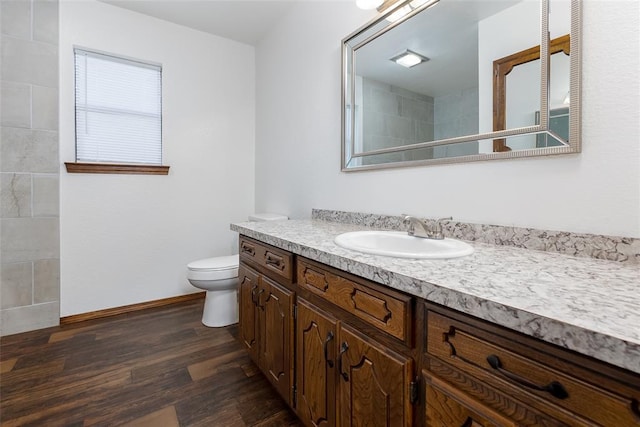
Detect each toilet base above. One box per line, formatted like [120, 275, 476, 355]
[202, 288, 239, 327]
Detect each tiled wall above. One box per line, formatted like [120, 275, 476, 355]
[361, 78, 435, 164]
[432, 87, 479, 158]
[360, 79, 480, 163]
[1, 0, 60, 335]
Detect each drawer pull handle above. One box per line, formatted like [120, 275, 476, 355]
[338, 342, 350, 382]
[324, 331, 335, 368]
[486, 354, 569, 400]
[265, 252, 285, 270]
[241, 242, 255, 256]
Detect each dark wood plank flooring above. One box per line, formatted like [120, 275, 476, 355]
[0, 299, 301, 427]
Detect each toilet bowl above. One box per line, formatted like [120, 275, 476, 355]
[187, 255, 239, 327]
[187, 213, 288, 327]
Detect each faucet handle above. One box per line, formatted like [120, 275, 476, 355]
[430, 217, 453, 239]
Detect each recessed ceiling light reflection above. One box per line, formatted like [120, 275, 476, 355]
[390, 50, 430, 68]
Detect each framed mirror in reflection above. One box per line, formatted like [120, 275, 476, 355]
[341, 0, 581, 171]
[493, 34, 571, 152]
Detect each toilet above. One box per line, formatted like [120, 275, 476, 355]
[187, 213, 288, 327]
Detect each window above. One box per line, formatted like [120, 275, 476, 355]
[67, 48, 167, 175]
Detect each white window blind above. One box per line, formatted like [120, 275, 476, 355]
[74, 48, 162, 165]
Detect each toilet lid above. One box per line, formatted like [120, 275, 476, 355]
[188, 255, 239, 271]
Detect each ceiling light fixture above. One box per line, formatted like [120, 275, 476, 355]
[390, 49, 429, 68]
[385, 0, 439, 22]
[356, 0, 384, 10]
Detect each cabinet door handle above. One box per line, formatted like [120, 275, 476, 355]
[324, 331, 335, 368]
[486, 354, 569, 400]
[265, 252, 285, 271]
[631, 399, 640, 421]
[250, 285, 259, 306]
[338, 342, 349, 381]
[256, 289, 265, 309]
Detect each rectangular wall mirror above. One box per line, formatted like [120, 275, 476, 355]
[342, 0, 581, 171]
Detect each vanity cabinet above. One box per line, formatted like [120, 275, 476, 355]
[337, 323, 414, 426]
[295, 298, 337, 427]
[295, 297, 415, 427]
[237, 235, 640, 427]
[296, 258, 414, 346]
[424, 372, 516, 427]
[238, 237, 295, 405]
[424, 303, 640, 427]
[259, 276, 294, 403]
[294, 257, 417, 427]
[238, 265, 260, 362]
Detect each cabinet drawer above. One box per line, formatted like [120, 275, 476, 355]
[426, 310, 640, 426]
[297, 258, 412, 344]
[424, 372, 517, 427]
[239, 236, 293, 281]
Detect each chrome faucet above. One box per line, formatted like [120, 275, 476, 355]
[402, 215, 452, 240]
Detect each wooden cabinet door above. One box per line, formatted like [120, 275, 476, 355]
[296, 299, 337, 427]
[424, 373, 517, 427]
[337, 324, 413, 427]
[259, 276, 295, 405]
[238, 265, 260, 363]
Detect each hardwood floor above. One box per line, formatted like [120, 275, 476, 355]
[0, 299, 301, 427]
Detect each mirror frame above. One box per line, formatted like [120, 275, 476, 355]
[341, 0, 581, 172]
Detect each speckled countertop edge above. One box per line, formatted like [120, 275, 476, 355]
[231, 219, 640, 374]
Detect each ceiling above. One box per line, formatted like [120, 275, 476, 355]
[98, 0, 305, 45]
[98, 0, 527, 98]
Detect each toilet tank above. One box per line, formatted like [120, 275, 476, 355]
[248, 213, 288, 222]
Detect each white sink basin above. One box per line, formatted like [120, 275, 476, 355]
[334, 230, 474, 259]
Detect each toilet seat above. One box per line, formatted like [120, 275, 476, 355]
[187, 255, 239, 281]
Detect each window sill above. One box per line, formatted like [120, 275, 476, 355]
[65, 162, 170, 175]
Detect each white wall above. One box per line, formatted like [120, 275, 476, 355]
[478, 0, 542, 138]
[255, 0, 640, 238]
[60, 0, 255, 316]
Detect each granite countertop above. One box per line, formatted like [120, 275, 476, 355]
[230, 219, 640, 374]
